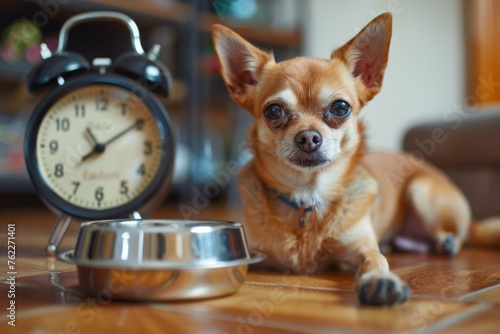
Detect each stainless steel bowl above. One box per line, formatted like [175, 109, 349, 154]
[59, 219, 264, 301]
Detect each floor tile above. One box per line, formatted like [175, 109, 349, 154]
[246, 270, 354, 291]
[0, 256, 76, 280]
[0, 270, 479, 334]
[438, 304, 500, 334]
[0, 303, 307, 334]
[8, 270, 80, 291]
[0, 283, 81, 318]
[465, 285, 500, 303]
[0, 271, 83, 317]
[394, 263, 500, 299]
[158, 283, 477, 333]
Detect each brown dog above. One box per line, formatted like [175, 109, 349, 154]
[211, 13, 500, 306]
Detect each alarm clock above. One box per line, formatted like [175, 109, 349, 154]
[24, 12, 175, 255]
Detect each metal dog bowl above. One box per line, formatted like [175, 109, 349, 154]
[59, 219, 264, 301]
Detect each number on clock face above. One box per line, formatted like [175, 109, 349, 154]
[36, 85, 163, 210]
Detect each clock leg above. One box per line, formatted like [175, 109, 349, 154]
[46, 214, 72, 256]
[130, 211, 142, 219]
[131, 211, 142, 219]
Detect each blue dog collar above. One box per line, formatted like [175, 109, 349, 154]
[277, 194, 317, 228]
[278, 194, 314, 212]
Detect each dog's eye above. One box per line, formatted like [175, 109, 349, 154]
[328, 100, 351, 118]
[264, 104, 285, 121]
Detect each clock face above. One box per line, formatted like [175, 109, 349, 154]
[35, 84, 163, 211]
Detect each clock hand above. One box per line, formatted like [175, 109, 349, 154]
[85, 127, 99, 145]
[81, 120, 143, 162]
[81, 144, 105, 161]
[81, 151, 93, 161]
[81, 127, 105, 161]
[101, 118, 144, 146]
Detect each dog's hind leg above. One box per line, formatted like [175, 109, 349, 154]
[406, 174, 471, 256]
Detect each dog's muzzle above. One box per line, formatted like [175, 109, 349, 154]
[290, 130, 328, 167]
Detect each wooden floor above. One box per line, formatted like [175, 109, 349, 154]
[1, 204, 500, 333]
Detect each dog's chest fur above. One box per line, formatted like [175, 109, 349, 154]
[272, 164, 348, 216]
[239, 157, 379, 272]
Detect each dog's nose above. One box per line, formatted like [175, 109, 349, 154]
[295, 130, 322, 153]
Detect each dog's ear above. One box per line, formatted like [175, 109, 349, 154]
[211, 24, 274, 110]
[332, 13, 392, 104]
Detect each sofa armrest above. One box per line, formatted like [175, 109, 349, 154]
[402, 108, 500, 219]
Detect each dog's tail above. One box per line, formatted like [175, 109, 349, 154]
[467, 217, 500, 247]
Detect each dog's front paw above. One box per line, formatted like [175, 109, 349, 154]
[356, 271, 409, 306]
[435, 233, 460, 256]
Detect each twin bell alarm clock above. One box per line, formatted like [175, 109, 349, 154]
[24, 12, 175, 255]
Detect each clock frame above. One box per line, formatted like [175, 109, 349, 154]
[25, 74, 174, 220]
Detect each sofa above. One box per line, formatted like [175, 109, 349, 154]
[403, 107, 500, 219]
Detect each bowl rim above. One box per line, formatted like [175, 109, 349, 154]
[58, 250, 266, 270]
[79, 219, 244, 233]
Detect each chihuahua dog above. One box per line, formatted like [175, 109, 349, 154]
[211, 13, 500, 306]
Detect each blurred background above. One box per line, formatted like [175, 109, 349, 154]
[0, 0, 498, 215]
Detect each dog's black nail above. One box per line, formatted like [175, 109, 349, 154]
[385, 279, 399, 303]
[401, 284, 410, 303]
[437, 234, 458, 257]
[358, 283, 371, 305]
[373, 280, 389, 306]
